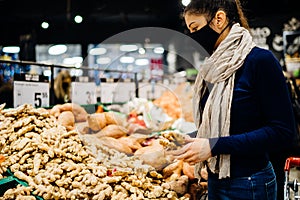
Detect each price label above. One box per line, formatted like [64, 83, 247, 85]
[100, 82, 118, 104]
[14, 81, 49, 108]
[71, 82, 97, 105]
[138, 82, 168, 100]
[100, 82, 135, 103]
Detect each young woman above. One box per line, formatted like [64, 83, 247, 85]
[168, 0, 297, 199]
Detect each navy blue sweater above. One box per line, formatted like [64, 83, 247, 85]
[204, 47, 297, 178]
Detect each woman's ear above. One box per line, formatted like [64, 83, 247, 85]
[214, 10, 227, 32]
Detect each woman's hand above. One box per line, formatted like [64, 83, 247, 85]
[166, 138, 212, 165]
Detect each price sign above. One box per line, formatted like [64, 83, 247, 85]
[71, 82, 97, 105]
[100, 82, 118, 104]
[113, 82, 135, 103]
[100, 82, 135, 103]
[13, 74, 49, 108]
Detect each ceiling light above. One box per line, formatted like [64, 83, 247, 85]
[48, 44, 67, 55]
[96, 57, 111, 65]
[72, 56, 83, 63]
[43, 70, 51, 77]
[41, 22, 49, 29]
[2, 46, 20, 54]
[74, 63, 81, 68]
[119, 44, 138, 52]
[135, 58, 149, 66]
[138, 48, 146, 54]
[182, 0, 191, 6]
[63, 57, 83, 65]
[89, 47, 107, 55]
[153, 47, 164, 54]
[70, 69, 83, 76]
[74, 15, 83, 23]
[120, 56, 135, 64]
[63, 58, 74, 65]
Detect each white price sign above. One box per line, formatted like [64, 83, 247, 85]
[100, 82, 135, 103]
[14, 81, 49, 108]
[71, 82, 97, 105]
[100, 82, 118, 104]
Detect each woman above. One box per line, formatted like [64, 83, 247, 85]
[54, 70, 72, 104]
[168, 0, 297, 199]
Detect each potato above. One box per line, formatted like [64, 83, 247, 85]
[118, 136, 142, 151]
[57, 111, 75, 131]
[104, 112, 126, 126]
[87, 113, 107, 132]
[97, 136, 133, 155]
[95, 124, 128, 139]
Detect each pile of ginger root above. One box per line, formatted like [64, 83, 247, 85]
[0, 104, 190, 200]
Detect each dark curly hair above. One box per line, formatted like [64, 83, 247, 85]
[183, 0, 249, 30]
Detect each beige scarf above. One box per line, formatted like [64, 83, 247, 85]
[193, 23, 256, 179]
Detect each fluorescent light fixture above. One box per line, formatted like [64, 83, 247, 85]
[48, 44, 67, 55]
[70, 69, 83, 76]
[119, 44, 138, 52]
[41, 22, 49, 29]
[96, 57, 111, 65]
[2, 46, 20, 54]
[63, 57, 83, 65]
[74, 63, 81, 68]
[153, 47, 164, 54]
[89, 47, 107, 55]
[74, 15, 83, 23]
[138, 48, 146, 54]
[72, 56, 83, 63]
[135, 58, 149, 66]
[43, 70, 51, 77]
[120, 56, 135, 64]
[182, 0, 191, 6]
[63, 58, 74, 65]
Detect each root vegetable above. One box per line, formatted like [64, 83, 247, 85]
[57, 111, 75, 131]
[95, 124, 128, 139]
[97, 136, 133, 155]
[163, 160, 183, 179]
[87, 113, 106, 131]
[118, 136, 142, 151]
[104, 112, 126, 126]
[14, 171, 36, 187]
[0, 154, 5, 164]
[162, 175, 189, 196]
[33, 153, 42, 175]
[182, 162, 195, 180]
[134, 140, 171, 170]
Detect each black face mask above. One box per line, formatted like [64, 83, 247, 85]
[189, 22, 220, 55]
[62, 82, 69, 90]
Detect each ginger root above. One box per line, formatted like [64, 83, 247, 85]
[57, 111, 75, 131]
[95, 124, 128, 139]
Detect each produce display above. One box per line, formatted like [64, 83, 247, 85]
[0, 82, 206, 199]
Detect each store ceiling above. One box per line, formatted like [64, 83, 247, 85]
[0, 0, 299, 45]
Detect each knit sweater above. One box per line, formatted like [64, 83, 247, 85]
[203, 47, 297, 178]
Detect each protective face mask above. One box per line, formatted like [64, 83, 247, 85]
[189, 22, 220, 55]
[62, 82, 69, 90]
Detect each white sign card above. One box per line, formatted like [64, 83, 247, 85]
[14, 81, 49, 108]
[100, 82, 135, 103]
[71, 82, 97, 105]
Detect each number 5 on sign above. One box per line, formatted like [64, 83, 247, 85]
[14, 81, 50, 108]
